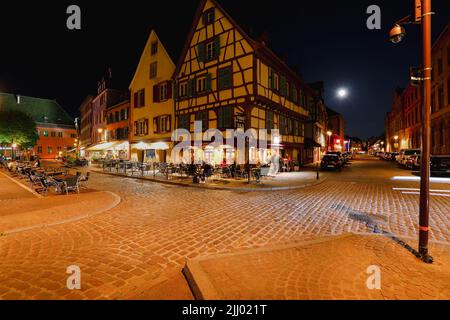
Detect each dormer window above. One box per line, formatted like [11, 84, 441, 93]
[151, 41, 158, 55]
[203, 8, 215, 25]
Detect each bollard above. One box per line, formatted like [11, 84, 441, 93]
[316, 163, 320, 180]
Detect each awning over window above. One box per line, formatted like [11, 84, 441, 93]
[131, 141, 170, 150]
[304, 138, 322, 149]
[86, 141, 129, 151]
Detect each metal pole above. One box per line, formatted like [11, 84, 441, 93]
[316, 163, 320, 180]
[418, 0, 433, 263]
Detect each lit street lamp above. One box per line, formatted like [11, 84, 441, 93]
[98, 128, 104, 142]
[327, 131, 332, 151]
[389, 0, 433, 263]
[11, 143, 17, 160]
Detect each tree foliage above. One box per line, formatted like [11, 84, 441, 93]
[0, 110, 39, 149]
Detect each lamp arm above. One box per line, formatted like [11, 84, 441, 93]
[395, 15, 413, 26]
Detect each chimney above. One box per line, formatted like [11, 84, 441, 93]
[257, 31, 270, 46]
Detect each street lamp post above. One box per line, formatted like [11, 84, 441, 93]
[389, 0, 433, 263]
[98, 128, 104, 142]
[418, 0, 433, 263]
[327, 131, 332, 152]
[11, 142, 17, 161]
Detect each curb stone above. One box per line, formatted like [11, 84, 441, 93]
[93, 170, 328, 192]
[1, 191, 121, 235]
[182, 233, 354, 300]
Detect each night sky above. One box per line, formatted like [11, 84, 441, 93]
[0, 0, 449, 139]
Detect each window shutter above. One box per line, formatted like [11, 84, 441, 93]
[166, 81, 173, 99]
[206, 73, 212, 91]
[140, 90, 145, 106]
[134, 92, 138, 108]
[134, 121, 138, 135]
[167, 115, 171, 132]
[280, 76, 286, 96]
[269, 69, 274, 89]
[224, 107, 232, 128]
[202, 12, 207, 25]
[173, 81, 178, 100]
[188, 78, 196, 97]
[214, 36, 221, 58]
[144, 119, 149, 135]
[198, 43, 205, 62]
[153, 85, 160, 102]
[153, 117, 159, 133]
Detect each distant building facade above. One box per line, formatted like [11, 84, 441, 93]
[385, 88, 405, 152]
[304, 82, 328, 163]
[430, 23, 450, 155]
[0, 93, 77, 159]
[326, 107, 345, 152]
[385, 22, 450, 155]
[104, 99, 131, 159]
[79, 95, 93, 149]
[79, 71, 129, 160]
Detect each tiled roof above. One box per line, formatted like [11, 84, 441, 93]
[0, 92, 74, 126]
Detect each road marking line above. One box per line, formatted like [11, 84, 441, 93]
[401, 191, 450, 197]
[393, 187, 450, 193]
[391, 176, 450, 183]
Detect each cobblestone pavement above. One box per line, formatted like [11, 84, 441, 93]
[0, 173, 36, 201]
[191, 234, 450, 300]
[0, 156, 449, 299]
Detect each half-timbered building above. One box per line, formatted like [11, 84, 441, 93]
[174, 0, 314, 166]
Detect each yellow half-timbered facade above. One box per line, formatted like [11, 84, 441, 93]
[174, 0, 313, 165]
[129, 30, 175, 163]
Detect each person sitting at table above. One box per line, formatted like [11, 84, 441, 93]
[7, 160, 17, 172]
[188, 163, 197, 176]
[33, 156, 41, 168]
[229, 161, 236, 178]
[253, 161, 262, 182]
[201, 162, 213, 182]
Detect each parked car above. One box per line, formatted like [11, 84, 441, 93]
[414, 155, 450, 175]
[398, 149, 420, 167]
[406, 154, 420, 169]
[321, 154, 343, 171]
[431, 155, 450, 174]
[389, 152, 399, 161]
[383, 152, 391, 160]
[396, 150, 404, 163]
[343, 152, 354, 161]
[327, 151, 345, 163]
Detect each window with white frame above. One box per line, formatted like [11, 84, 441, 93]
[159, 83, 168, 101]
[206, 40, 217, 61]
[179, 81, 188, 98]
[273, 73, 280, 91]
[197, 76, 207, 93]
[150, 62, 157, 79]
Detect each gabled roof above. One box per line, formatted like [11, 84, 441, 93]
[175, 0, 312, 91]
[129, 29, 176, 89]
[432, 22, 450, 51]
[0, 92, 74, 126]
[326, 107, 341, 117]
